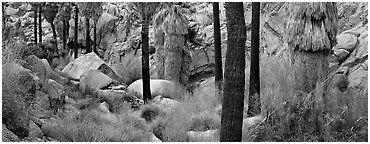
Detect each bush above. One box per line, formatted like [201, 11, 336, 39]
[42, 109, 151, 142]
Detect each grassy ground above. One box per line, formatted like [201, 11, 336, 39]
[2, 39, 367, 142]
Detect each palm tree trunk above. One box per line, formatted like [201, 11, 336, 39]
[74, 6, 78, 59]
[247, 2, 261, 117]
[50, 22, 58, 53]
[38, 5, 42, 44]
[220, 2, 246, 142]
[63, 20, 66, 50]
[86, 17, 91, 53]
[155, 29, 165, 79]
[34, 9, 37, 45]
[93, 22, 98, 55]
[213, 2, 223, 102]
[141, 6, 151, 103]
[164, 35, 184, 84]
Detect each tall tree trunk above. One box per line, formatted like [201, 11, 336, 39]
[247, 2, 261, 117]
[141, 4, 151, 103]
[38, 5, 42, 44]
[62, 20, 66, 50]
[86, 17, 91, 53]
[155, 29, 165, 79]
[213, 2, 223, 102]
[220, 2, 246, 142]
[93, 22, 98, 55]
[34, 9, 37, 45]
[164, 35, 184, 84]
[50, 22, 58, 53]
[74, 6, 78, 59]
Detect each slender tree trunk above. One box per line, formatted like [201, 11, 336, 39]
[86, 17, 91, 53]
[141, 10, 152, 103]
[34, 9, 37, 45]
[62, 20, 66, 50]
[248, 2, 261, 117]
[213, 2, 223, 102]
[50, 22, 58, 53]
[38, 6, 42, 44]
[220, 2, 246, 142]
[93, 22, 98, 55]
[74, 7, 78, 59]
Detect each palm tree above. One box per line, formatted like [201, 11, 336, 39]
[90, 3, 103, 55]
[73, 3, 79, 59]
[44, 2, 59, 50]
[220, 2, 246, 142]
[287, 2, 338, 93]
[153, 2, 190, 85]
[59, 2, 72, 53]
[213, 2, 223, 102]
[247, 2, 261, 117]
[38, 3, 43, 44]
[132, 2, 160, 103]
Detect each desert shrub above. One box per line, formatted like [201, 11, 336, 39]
[157, 87, 220, 142]
[244, 54, 368, 142]
[43, 109, 151, 142]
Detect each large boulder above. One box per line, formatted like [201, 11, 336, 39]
[26, 55, 67, 85]
[29, 120, 43, 138]
[2, 124, 20, 142]
[152, 95, 179, 112]
[127, 79, 183, 100]
[62, 52, 122, 82]
[96, 13, 117, 50]
[79, 69, 114, 94]
[187, 129, 219, 142]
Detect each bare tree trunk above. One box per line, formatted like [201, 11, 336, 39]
[34, 9, 37, 45]
[248, 2, 261, 117]
[141, 6, 151, 103]
[74, 6, 78, 59]
[86, 17, 91, 53]
[93, 22, 98, 55]
[50, 22, 58, 54]
[220, 2, 246, 142]
[213, 2, 223, 102]
[63, 20, 66, 50]
[38, 5, 42, 44]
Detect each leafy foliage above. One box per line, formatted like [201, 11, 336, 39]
[287, 2, 338, 51]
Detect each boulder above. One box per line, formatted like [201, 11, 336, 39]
[46, 79, 66, 113]
[187, 129, 219, 142]
[79, 69, 114, 94]
[152, 95, 179, 112]
[2, 124, 20, 142]
[96, 13, 117, 49]
[62, 52, 105, 79]
[99, 102, 110, 113]
[29, 120, 43, 138]
[150, 133, 162, 142]
[62, 52, 122, 82]
[242, 115, 265, 128]
[128, 79, 182, 100]
[333, 48, 350, 63]
[335, 33, 358, 52]
[347, 62, 367, 92]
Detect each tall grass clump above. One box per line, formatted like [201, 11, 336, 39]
[244, 53, 367, 142]
[159, 85, 221, 142]
[42, 109, 151, 142]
